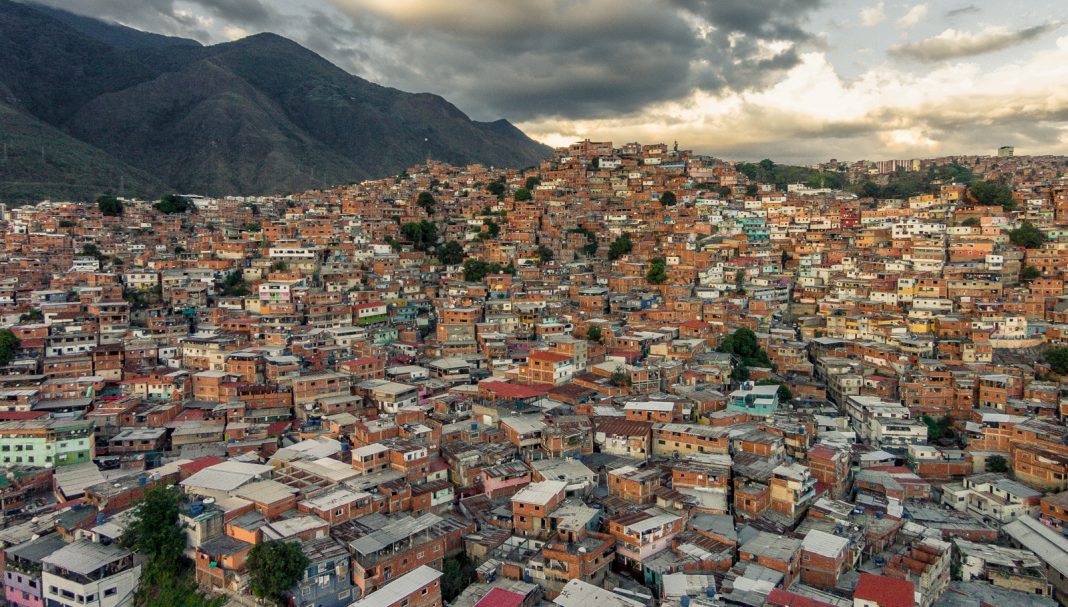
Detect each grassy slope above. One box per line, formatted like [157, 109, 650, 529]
[0, 102, 167, 204]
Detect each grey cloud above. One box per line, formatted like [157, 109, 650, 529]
[728, 93, 1068, 161]
[890, 22, 1062, 62]
[675, 0, 823, 39]
[945, 5, 980, 18]
[31, 0, 218, 42]
[197, 0, 272, 25]
[320, 0, 825, 121]
[28, 0, 826, 124]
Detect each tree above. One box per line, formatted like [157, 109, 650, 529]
[416, 191, 435, 214]
[646, 257, 668, 284]
[463, 259, 513, 282]
[717, 328, 772, 369]
[242, 222, 262, 232]
[441, 554, 477, 602]
[586, 326, 603, 343]
[122, 485, 221, 607]
[1021, 265, 1042, 283]
[19, 309, 42, 323]
[156, 194, 192, 214]
[524, 176, 542, 190]
[778, 383, 793, 401]
[758, 379, 793, 402]
[1009, 221, 1045, 248]
[536, 245, 554, 262]
[80, 243, 103, 259]
[246, 541, 309, 606]
[608, 234, 633, 260]
[731, 364, 750, 383]
[514, 188, 532, 201]
[438, 241, 465, 265]
[219, 270, 249, 297]
[960, 217, 980, 227]
[734, 270, 745, 294]
[921, 414, 954, 441]
[1045, 348, 1068, 375]
[860, 181, 882, 199]
[806, 171, 842, 189]
[0, 330, 19, 366]
[985, 454, 1009, 473]
[718, 186, 732, 198]
[970, 180, 1014, 207]
[97, 194, 123, 216]
[659, 191, 677, 206]
[609, 369, 631, 388]
[486, 180, 506, 200]
[400, 221, 438, 251]
[123, 485, 186, 575]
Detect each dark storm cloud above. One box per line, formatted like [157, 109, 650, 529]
[33, 0, 827, 122]
[197, 0, 271, 24]
[30, 0, 273, 41]
[676, 0, 823, 40]
[890, 21, 1062, 62]
[309, 0, 827, 121]
[945, 5, 980, 18]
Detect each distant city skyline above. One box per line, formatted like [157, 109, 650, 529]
[42, 0, 1068, 162]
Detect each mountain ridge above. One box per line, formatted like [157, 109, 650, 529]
[0, 1, 551, 201]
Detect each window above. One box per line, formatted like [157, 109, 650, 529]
[104, 588, 117, 597]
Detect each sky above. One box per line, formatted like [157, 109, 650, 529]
[40, 0, 1068, 163]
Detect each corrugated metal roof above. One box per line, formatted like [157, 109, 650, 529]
[350, 513, 443, 556]
[351, 565, 441, 607]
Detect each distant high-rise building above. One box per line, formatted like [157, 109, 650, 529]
[998, 145, 1014, 157]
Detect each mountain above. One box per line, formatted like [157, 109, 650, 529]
[0, 2, 552, 200]
[0, 101, 168, 204]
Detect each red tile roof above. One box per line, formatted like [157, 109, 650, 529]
[480, 381, 552, 399]
[0, 411, 46, 421]
[267, 420, 292, 435]
[854, 573, 913, 607]
[528, 350, 570, 363]
[767, 589, 836, 607]
[179, 456, 225, 476]
[475, 588, 526, 607]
